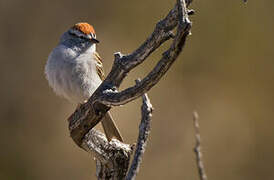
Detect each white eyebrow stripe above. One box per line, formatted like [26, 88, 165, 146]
[69, 29, 92, 39]
[91, 33, 96, 39]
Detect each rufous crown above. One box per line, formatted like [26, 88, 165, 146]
[72, 22, 96, 35]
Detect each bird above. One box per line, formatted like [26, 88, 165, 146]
[45, 22, 123, 142]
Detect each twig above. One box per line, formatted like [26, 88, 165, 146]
[126, 91, 153, 180]
[193, 111, 208, 180]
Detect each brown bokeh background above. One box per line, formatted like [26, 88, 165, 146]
[1, 0, 274, 179]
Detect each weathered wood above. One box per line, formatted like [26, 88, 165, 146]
[68, 0, 193, 179]
[126, 93, 153, 180]
[82, 130, 132, 180]
[69, 0, 192, 148]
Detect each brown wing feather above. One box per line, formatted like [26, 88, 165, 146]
[93, 52, 123, 142]
[93, 52, 123, 141]
[93, 52, 105, 80]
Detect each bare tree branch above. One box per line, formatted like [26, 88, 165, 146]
[98, 1, 191, 106]
[193, 111, 208, 180]
[126, 92, 153, 180]
[67, 0, 194, 179]
[80, 89, 153, 180]
[68, 0, 192, 147]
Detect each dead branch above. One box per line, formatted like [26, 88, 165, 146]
[67, 0, 193, 179]
[126, 91, 153, 180]
[69, 0, 192, 147]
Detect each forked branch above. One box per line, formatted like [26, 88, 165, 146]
[69, 0, 192, 147]
[68, 0, 194, 179]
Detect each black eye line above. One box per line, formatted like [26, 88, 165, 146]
[69, 31, 77, 37]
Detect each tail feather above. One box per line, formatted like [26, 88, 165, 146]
[101, 112, 123, 142]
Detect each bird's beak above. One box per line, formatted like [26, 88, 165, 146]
[87, 33, 99, 43]
[91, 38, 100, 43]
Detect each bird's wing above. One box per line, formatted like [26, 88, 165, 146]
[93, 51, 105, 80]
[93, 51, 124, 142]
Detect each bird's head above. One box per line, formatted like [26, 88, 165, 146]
[60, 22, 99, 46]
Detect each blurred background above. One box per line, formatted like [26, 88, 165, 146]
[1, 0, 274, 179]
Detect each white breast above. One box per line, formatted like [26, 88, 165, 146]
[45, 44, 102, 103]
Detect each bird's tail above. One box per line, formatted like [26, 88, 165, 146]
[101, 112, 123, 142]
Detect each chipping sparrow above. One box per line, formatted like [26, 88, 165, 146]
[45, 22, 123, 142]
